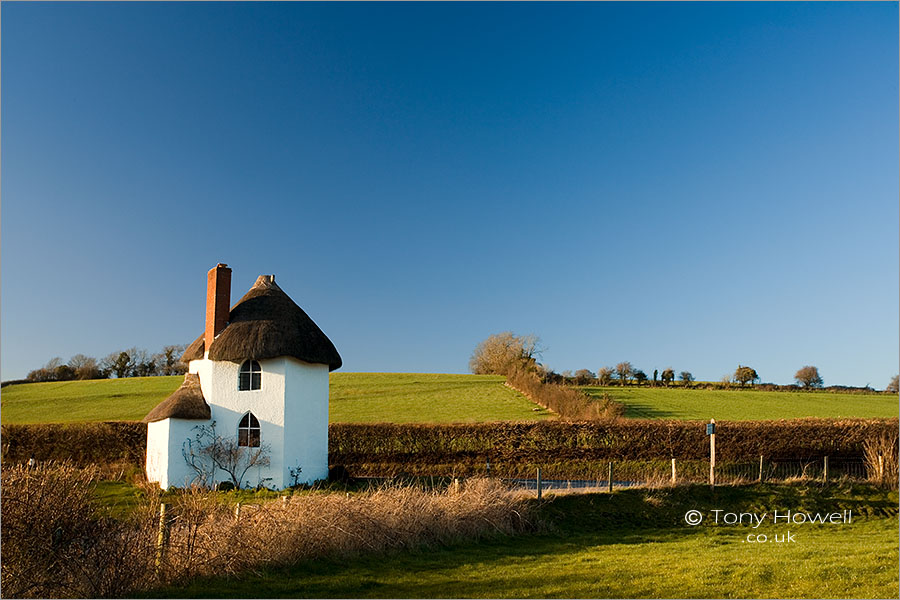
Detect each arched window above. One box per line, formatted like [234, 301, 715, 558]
[238, 412, 260, 447]
[239, 360, 261, 391]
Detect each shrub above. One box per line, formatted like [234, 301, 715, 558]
[0, 462, 157, 598]
[506, 368, 624, 421]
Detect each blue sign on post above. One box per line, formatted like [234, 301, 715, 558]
[706, 423, 715, 435]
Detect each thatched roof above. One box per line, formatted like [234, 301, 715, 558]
[143, 374, 211, 423]
[182, 275, 342, 371]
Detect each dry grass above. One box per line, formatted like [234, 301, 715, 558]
[160, 478, 535, 584]
[0, 463, 535, 598]
[0, 462, 158, 598]
[863, 432, 899, 488]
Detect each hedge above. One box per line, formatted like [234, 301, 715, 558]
[3, 419, 895, 474]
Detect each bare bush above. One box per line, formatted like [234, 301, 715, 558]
[2, 463, 535, 597]
[863, 433, 899, 488]
[0, 462, 157, 598]
[469, 332, 541, 376]
[506, 368, 624, 421]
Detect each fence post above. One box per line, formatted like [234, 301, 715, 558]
[758, 455, 764, 483]
[671, 458, 676, 485]
[234, 502, 242, 520]
[607, 461, 613, 493]
[155, 503, 170, 571]
[536, 468, 542, 500]
[823, 456, 829, 483]
[878, 454, 884, 484]
[709, 419, 716, 488]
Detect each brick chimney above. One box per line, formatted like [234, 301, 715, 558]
[205, 263, 232, 353]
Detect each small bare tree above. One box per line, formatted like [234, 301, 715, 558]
[597, 367, 615, 386]
[660, 368, 675, 387]
[886, 375, 898, 394]
[615, 362, 634, 386]
[182, 422, 272, 489]
[679, 371, 694, 387]
[573, 369, 595, 386]
[469, 332, 541, 375]
[794, 366, 823, 389]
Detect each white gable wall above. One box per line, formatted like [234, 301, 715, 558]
[283, 357, 330, 485]
[147, 418, 206, 489]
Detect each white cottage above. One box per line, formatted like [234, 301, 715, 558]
[144, 263, 342, 489]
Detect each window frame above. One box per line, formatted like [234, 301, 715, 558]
[238, 359, 262, 391]
[237, 411, 261, 448]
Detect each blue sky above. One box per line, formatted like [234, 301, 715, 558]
[2, 2, 897, 387]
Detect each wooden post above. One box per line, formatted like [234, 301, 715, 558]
[607, 462, 613, 493]
[234, 502, 242, 519]
[709, 419, 716, 488]
[823, 456, 829, 483]
[878, 454, 885, 484]
[671, 458, 676, 485]
[155, 503, 170, 570]
[536, 468, 542, 500]
[758, 455, 764, 483]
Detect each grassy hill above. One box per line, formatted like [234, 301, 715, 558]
[581, 385, 898, 420]
[0, 373, 552, 425]
[2, 375, 896, 425]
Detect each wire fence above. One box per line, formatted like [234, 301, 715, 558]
[356, 455, 894, 494]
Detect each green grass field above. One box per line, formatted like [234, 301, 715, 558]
[143, 483, 899, 599]
[3, 376, 896, 425]
[581, 385, 899, 420]
[0, 373, 551, 425]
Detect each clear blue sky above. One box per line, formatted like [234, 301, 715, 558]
[2, 2, 897, 387]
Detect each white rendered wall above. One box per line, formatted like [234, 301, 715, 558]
[146, 420, 168, 486]
[282, 357, 330, 485]
[147, 418, 204, 489]
[188, 356, 330, 488]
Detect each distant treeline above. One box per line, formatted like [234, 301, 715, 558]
[21, 345, 188, 383]
[470, 332, 898, 393]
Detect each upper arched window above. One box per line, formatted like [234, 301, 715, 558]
[238, 412, 261, 447]
[239, 360, 261, 391]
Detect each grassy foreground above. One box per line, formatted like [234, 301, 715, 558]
[0, 373, 551, 425]
[582, 385, 899, 420]
[143, 483, 899, 599]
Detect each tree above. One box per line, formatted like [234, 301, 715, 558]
[469, 332, 541, 376]
[679, 371, 694, 387]
[182, 422, 272, 489]
[633, 370, 647, 386]
[794, 366, 823, 389]
[104, 351, 135, 379]
[660, 368, 675, 387]
[887, 375, 899, 394]
[26, 357, 65, 382]
[155, 344, 188, 376]
[68, 354, 105, 380]
[574, 369, 595, 386]
[734, 365, 759, 387]
[652, 369, 658, 386]
[615, 362, 634, 386]
[597, 367, 615, 386]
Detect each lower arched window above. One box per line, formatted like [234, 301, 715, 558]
[238, 412, 261, 447]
